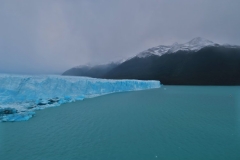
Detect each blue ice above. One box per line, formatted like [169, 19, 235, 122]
[0, 74, 160, 122]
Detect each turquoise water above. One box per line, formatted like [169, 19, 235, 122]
[1, 86, 240, 160]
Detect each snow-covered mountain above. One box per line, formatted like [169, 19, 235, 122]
[63, 37, 240, 85]
[66, 37, 229, 71]
[137, 37, 221, 58]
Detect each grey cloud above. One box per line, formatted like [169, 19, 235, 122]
[0, 0, 240, 74]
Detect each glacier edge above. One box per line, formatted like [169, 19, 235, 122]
[0, 74, 160, 122]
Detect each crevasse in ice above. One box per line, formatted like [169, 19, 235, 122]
[0, 74, 160, 122]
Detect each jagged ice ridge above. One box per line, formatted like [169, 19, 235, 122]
[0, 74, 160, 122]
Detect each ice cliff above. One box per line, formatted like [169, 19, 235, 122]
[0, 74, 160, 122]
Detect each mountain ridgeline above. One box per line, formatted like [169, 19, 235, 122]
[63, 63, 119, 78]
[63, 38, 240, 85]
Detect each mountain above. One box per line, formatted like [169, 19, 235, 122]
[136, 37, 219, 58]
[62, 62, 120, 78]
[63, 37, 240, 85]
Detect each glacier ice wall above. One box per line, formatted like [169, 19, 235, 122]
[0, 74, 160, 122]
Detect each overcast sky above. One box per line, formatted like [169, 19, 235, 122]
[1, 0, 240, 74]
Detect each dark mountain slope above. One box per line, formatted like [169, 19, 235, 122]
[103, 46, 240, 85]
[62, 63, 118, 78]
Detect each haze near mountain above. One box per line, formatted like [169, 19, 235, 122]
[1, 0, 240, 74]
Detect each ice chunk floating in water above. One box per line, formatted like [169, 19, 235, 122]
[0, 74, 160, 122]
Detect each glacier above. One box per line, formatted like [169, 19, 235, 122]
[0, 74, 160, 122]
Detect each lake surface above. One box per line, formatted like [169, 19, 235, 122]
[1, 86, 240, 160]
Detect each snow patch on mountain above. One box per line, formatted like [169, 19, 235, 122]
[137, 45, 171, 58]
[137, 37, 221, 58]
